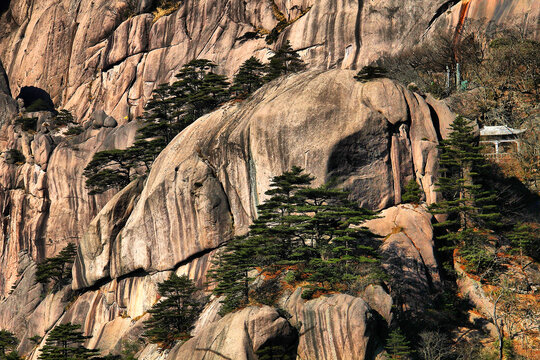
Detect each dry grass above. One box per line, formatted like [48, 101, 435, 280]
[152, 3, 181, 23]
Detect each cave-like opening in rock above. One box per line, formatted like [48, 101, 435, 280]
[17, 86, 55, 112]
[0, 1, 10, 14]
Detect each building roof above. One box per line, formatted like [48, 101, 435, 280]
[480, 126, 526, 136]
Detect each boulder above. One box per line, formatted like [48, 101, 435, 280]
[72, 178, 144, 290]
[30, 134, 53, 169]
[92, 110, 107, 128]
[283, 288, 384, 360]
[167, 306, 297, 360]
[105, 70, 444, 281]
[365, 204, 441, 315]
[103, 116, 118, 128]
[361, 284, 393, 325]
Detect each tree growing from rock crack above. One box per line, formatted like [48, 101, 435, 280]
[35, 243, 77, 293]
[38, 323, 98, 360]
[264, 41, 306, 82]
[143, 274, 206, 348]
[209, 167, 382, 313]
[230, 57, 266, 99]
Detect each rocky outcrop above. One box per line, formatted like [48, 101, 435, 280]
[365, 204, 441, 314]
[73, 179, 144, 290]
[167, 306, 297, 360]
[1, 0, 535, 126]
[0, 93, 138, 296]
[282, 288, 384, 360]
[71, 70, 444, 285]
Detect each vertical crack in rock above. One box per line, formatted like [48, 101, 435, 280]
[352, 0, 364, 68]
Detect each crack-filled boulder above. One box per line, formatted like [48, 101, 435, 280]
[365, 204, 441, 315]
[167, 306, 298, 360]
[282, 288, 384, 360]
[73, 70, 448, 287]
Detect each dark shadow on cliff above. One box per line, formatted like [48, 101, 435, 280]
[17, 86, 55, 112]
[0, 1, 9, 14]
[326, 128, 391, 208]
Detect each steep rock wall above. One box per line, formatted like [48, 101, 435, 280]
[0, 61, 139, 296]
[73, 70, 447, 288]
[1, 0, 536, 126]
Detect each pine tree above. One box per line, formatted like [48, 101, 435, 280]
[83, 149, 135, 195]
[210, 167, 383, 310]
[0, 330, 18, 360]
[38, 323, 98, 360]
[264, 41, 306, 82]
[354, 65, 388, 82]
[429, 116, 501, 245]
[230, 57, 266, 99]
[143, 274, 205, 347]
[401, 179, 423, 204]
[84, 59, 230, 194]
[169, 59, 230, 122]
[385, 328, 412, 360]
[508, 223, 539, 261]
[296, 185, 380, 293]
[36, 243, 77, 292]
[208, 235, 259, 315]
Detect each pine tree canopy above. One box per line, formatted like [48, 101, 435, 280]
[385, 328, 412, 359]
[84, 59, 231, 195]
[354, 65, 388, 82]
[83, 150, 134, 195]
[429, 116, 501, 238]
[38, 323, 98, 360]
[36, 243, 77, 293]
[230, 57, 266, 99]
[143, 274, 205, 348]
[264, 41, 306, 82]
[401, 179, 423, 204]
[0, 330, 18, 358]
[210, 167, 383, 313]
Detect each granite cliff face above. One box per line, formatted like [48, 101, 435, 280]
[0, 0, 538, 358]
[77, 70, 446, 285]
[1, 69, 447, 358]
[0, 0, 536, 125]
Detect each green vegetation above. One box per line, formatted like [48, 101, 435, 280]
[38, 323, 98, 360]
[36, 243, 77, 293]
[28, 335, 42, 345]
[209, 167, 382, 314]
[0, 330, 18, 360]
[230, 57, 266, 99]
[65, 126, 84, 136]
[84, 52, 305, 195]
[385, 328, 413, 359]
[429, 116, 500, 249]
[401, 179, 422, 204]
[83, 150, 134, 195]
[143, 274, 205, 348]
[15, 117, 37, 132]
[53, 110, 74, 127]
[264, 41, 306, 82]
[507, 222, 539, 261]
[25, 98, 54, 112]
[84, 59, 229, 195]
[428, 116, 501, 278]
